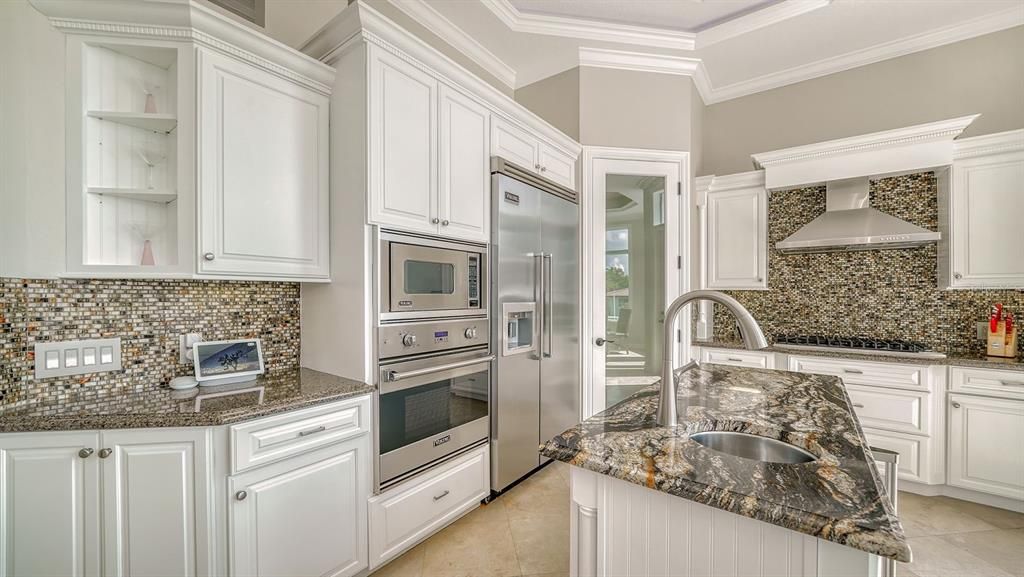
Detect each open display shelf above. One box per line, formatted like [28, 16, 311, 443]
[79, 41, 181, 269]
[86, 187, 177, 203]
[86, 110, 177, 133]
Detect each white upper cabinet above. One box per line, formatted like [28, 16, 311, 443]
[438, 85, 490, 242]
[0, 432, 101, 577]
[367, 47, 493, 243]
[941, 129, 1024, 288]
[491, 117, 576, 190]
[368, 47, 439, 236]
[197, 47, 330, 279]
[36, 1, 335, 280]
[704, 171, 768, 290]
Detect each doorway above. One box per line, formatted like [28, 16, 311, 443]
[582, 148, 690, 418]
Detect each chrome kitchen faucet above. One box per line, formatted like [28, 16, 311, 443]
[659, 290, 768, 427]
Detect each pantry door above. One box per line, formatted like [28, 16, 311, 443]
[582, 148, 691, 418]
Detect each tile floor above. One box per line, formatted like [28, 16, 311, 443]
[372, 461, 1024, 577]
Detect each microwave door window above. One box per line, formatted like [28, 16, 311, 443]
[404, 260, 455, 295]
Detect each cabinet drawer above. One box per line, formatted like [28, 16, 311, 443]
[788, 356, 927, 391]
[231, 395, 371, 474]
[862, 428, 929, 483]
[846, 385, 930, 436]
[950, 366, 1024, 400]
[369, 445, 489, 568]
[700, 348, 774, 369]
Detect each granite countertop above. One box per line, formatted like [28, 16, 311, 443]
[540, 364, 912, 562]
[0, 368, 374, 433]
[695, 339, 1024, 372]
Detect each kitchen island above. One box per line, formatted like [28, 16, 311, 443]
[541, 364, 910, 577]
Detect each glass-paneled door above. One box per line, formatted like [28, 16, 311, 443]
[584, 152, 689, 416]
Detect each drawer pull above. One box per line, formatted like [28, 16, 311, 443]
[1000, 381, 1020, 386]
[852, 403, 865, 408]
[433, 489, 450, 501]
[843, 368, 863, 374]
[727, 357, 744, 362]
[298, 425, 327, 437]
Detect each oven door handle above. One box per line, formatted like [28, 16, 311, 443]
[385, 355, 496, 382]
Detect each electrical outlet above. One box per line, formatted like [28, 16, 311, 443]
[34, 338, 121, 379]
[978, 321, 990, 341]
[180, 333, 203, 364]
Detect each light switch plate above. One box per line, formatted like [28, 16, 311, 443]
[34, 338, 122, 379]
[180, 333, 203, 364]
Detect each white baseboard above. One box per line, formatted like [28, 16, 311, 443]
[900, 481, 1024, 513]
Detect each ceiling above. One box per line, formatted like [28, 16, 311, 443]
[386, 0, 1024, 103]
[506, 0, 778, 32]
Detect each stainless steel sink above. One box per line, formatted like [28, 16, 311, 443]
[689, 431, 817, 464]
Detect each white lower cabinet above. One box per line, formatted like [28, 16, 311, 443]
[368, 445, 489, 570]
[698, 347, 776, 369]
[0, 428, 212, 577]
[0, 432, 100, 577]
[228, 436, 370, 577]
[947, 393, 1024, 500]
[101, 429, 213, 577]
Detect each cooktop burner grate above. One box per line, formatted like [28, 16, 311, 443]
[774, 334, 931, 353]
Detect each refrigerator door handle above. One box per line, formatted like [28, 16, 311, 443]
[543, 254, 552, 358]
[534, 253, 545, 359]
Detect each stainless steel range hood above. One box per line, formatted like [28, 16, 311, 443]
[775, 177, 940, 254]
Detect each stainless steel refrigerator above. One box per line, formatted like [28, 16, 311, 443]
[490, 158, 580, 493]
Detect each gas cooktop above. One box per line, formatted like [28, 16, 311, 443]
[773, 334, 947, 359]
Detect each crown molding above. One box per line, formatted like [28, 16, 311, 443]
[705, 5, 1024, 104]
[706, 170, 765, 193]
[481, 0, 695, 51]
[30, 0, 334, 94]
[752, 115, 979, 189]
[302, 1, 581, 156]
[953, 129, 1024, 160]
[577, 47, 712, 103]
[387, 0, 516, 89]
[695, 0, 832, 49]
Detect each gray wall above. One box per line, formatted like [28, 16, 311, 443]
[702, 26, 1024, 175]
[579, 67, 695, 150]
[514, 67, 581, 141]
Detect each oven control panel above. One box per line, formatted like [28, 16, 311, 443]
[378, 318, 489, 360]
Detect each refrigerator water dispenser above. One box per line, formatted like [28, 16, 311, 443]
[502, 302, 536, 356]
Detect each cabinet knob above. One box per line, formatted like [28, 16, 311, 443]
[534, 163, 541, 170]
[98, 448, 113, 459]
[78, 448, 94, 458]
[757, 277, 763, 282]
[203, 252, 215, 261]
[953, 272, 962, 280]
[441, 220, 449, 226]
[236, 490, 248, 501]
[952, 401, 961, 409]
[431, 217, 440, 224]
[540, 166, 547, 172]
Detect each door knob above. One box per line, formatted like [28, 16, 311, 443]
[431, 217, 440, 224]
[441, 220, 450, 226]
[203, 252, 215, 261]
[78, 448, 94, 458]
[952, 402, 961, 408]
[98, 448, 113, 459]
[595, 338, 615, 346]
[236, 490, 248, 501]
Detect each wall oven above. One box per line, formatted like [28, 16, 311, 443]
[379, 231, 486, 322]
[376, 318, 492, 490]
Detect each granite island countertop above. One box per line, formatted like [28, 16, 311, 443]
[0, 368, 374, 433]
[540, 364, 912, 562]
[695, 339, 1024, 371]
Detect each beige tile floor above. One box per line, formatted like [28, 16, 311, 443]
[372, 461, 1024, 577]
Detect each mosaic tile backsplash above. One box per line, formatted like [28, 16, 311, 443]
[0, 278, 300, 412]
[708, 172, 1024, 358]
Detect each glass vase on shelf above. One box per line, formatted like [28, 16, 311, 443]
[139, 79, 160, 114]
[130, 222, 159, 266]
[136, 146, 166, 190]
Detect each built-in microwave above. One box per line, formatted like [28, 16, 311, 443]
[379, 231, 486, 321]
